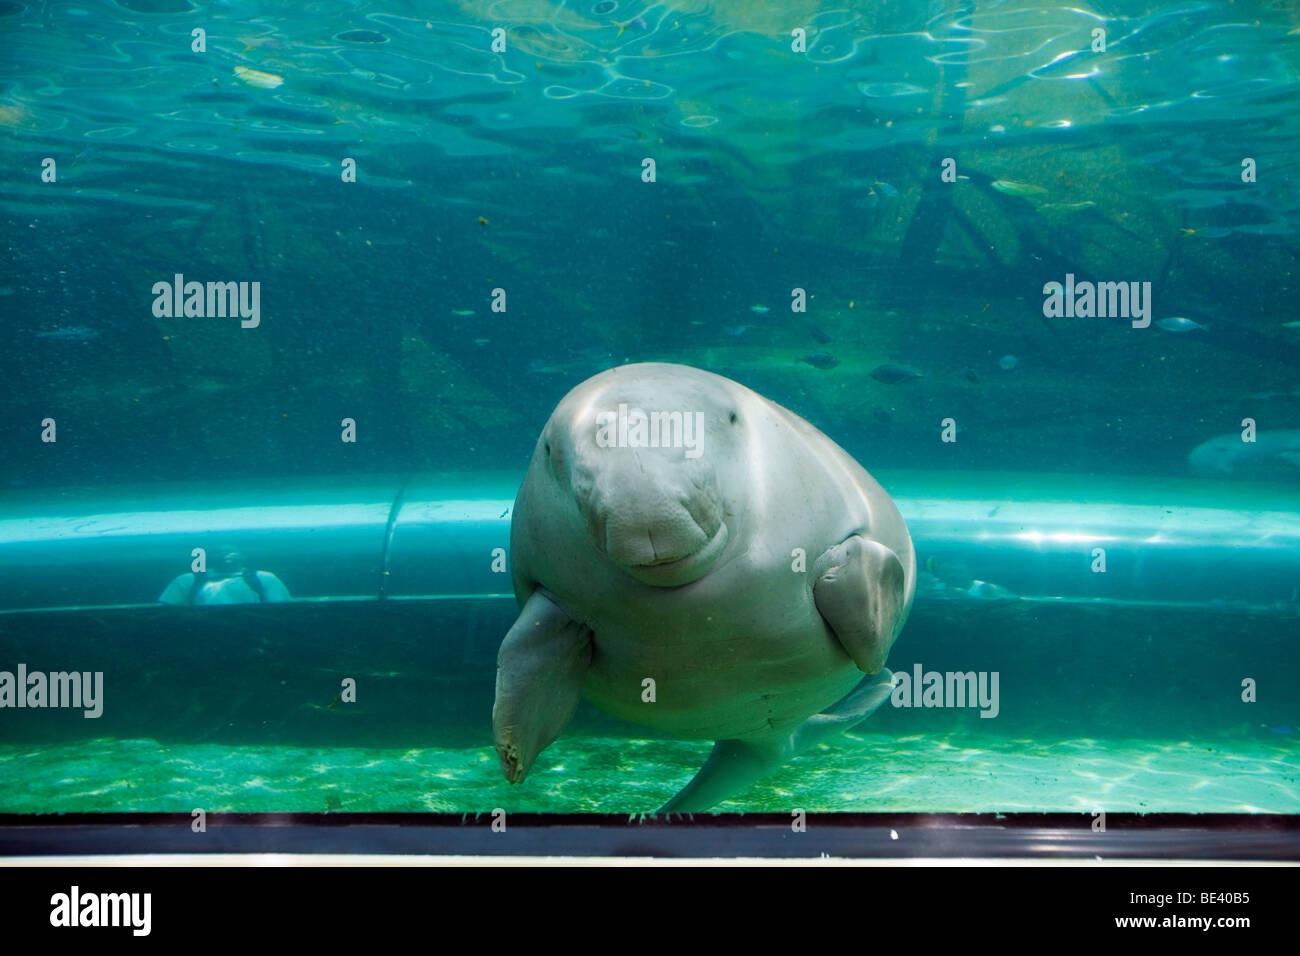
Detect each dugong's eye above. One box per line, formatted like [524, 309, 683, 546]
[544, 441, 551, 456]
[729, 411, 738, 425]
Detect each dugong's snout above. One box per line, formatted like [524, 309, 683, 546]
[577, 452, 729, 587]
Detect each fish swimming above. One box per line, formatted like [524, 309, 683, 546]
[1187, 430, 1300, 478]
[870, 363, 924, 384]
[233, 65, 283, 89]
[991, 179, 1047, 198]
[32, 326, 101, 341]
[1156, 317, 1210, 333]
[801, 352, 839, 370]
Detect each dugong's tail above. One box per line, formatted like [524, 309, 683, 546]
[656, 669, 895, 815]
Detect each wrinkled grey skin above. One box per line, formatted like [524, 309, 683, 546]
[493, 362, 915, 811]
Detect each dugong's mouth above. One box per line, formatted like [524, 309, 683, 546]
[622, 522, 729, 587]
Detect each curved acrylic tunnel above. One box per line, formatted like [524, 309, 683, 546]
[0, 471, 1296, 615]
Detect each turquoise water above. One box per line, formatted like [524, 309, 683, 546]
[3, 733, 1297, 814]
[1, 2, 1298, 821]
[3, 0, 1299, 483]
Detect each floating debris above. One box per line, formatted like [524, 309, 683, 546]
[869, 363, 923, 384]
[801, 352, 840, 370]
[233, 65, 283, 89]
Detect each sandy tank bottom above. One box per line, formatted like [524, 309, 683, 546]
[0, 731, 1295, 814]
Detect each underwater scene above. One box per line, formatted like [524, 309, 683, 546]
[1, 0, 1298, 822]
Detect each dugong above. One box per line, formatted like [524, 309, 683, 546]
[492, 363, 915, 812]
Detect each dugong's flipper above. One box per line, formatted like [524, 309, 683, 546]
[656, 737, 788, 815]
[656, 669, 895, 815]
[813, 534, 907, 674]
[789, 668, 895, 753]
[492, 589, 593, 784]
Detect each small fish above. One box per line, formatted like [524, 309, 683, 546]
[1188, 429, 1300, 478]
[1282, 321, 1300, 328]
[451, 309, 475, 316]
[0, 286, 14, 296]
[963, 367, 981, 383]
[473, 337, 490, 345]
[722, 325, 748, 337]
[750, 305, 770, 314]
[1246, 389, 1300, 401]
[873, 181, 898, 198]
[1265, 724, 1295, 735]
[809, 326, 832, 345]
[1156, 317, 1209, 333]
[999, 354, 1018, 371]
[870, 363, 923, 384]
[801, 352, 839, 370]
[991, 179, 1047, 198]
[33, 325, 100, 341]
[967, 580, 1017, 601]
[615, 16, 647, 37]
[233, 65, 284, 89]
[1039, 200, 1096, 212]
